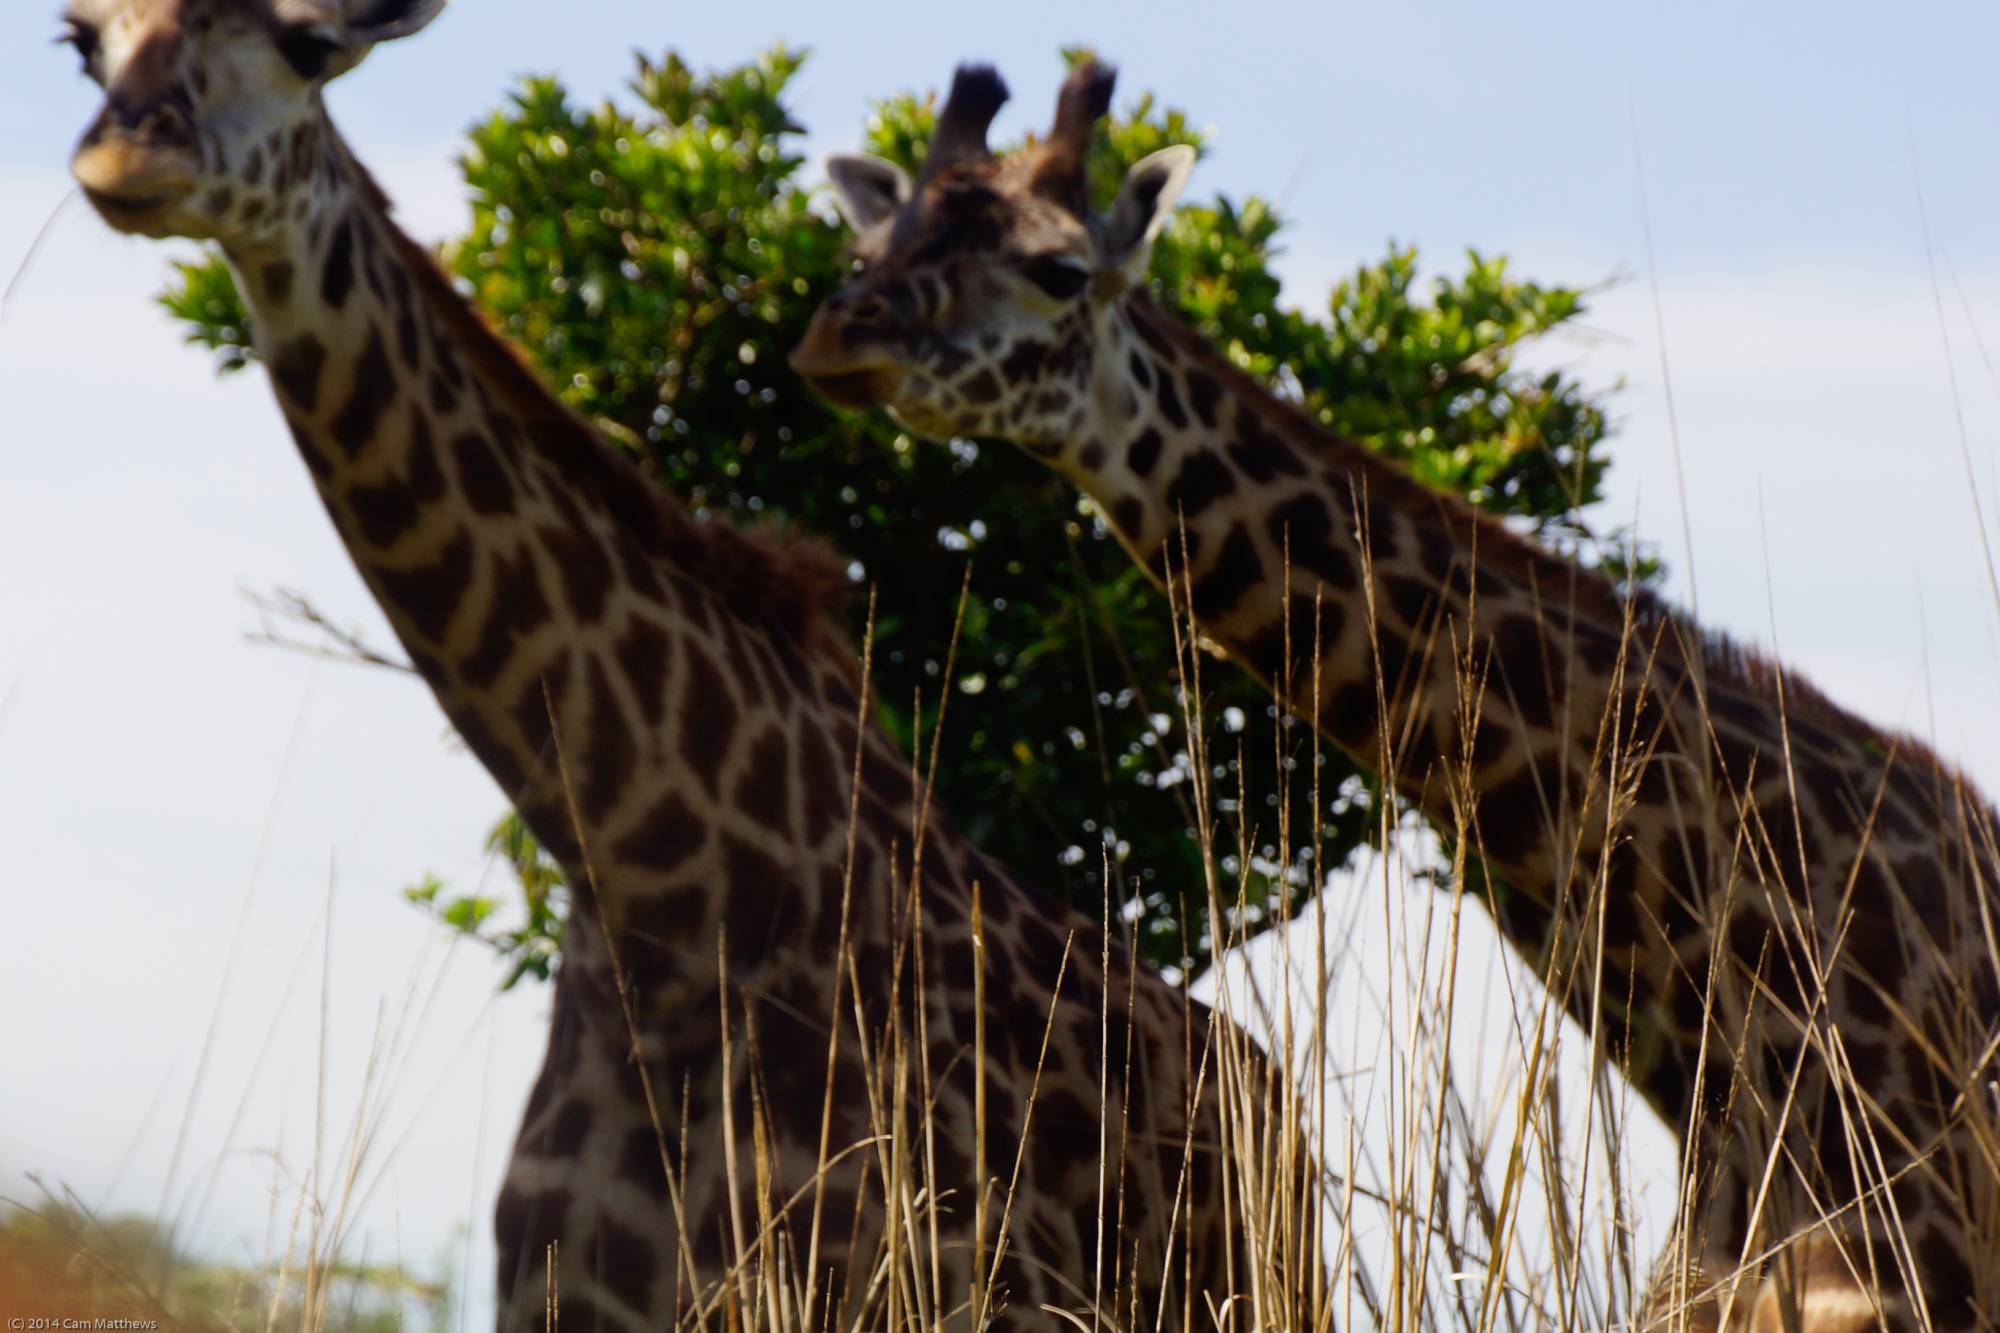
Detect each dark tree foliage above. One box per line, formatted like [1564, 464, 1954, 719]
[163, 47, 1643, 982]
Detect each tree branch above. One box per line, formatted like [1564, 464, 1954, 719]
[242, 585, 415, 675]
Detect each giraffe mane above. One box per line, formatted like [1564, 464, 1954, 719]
[1128, 296, 1990, 802]
[341, 146, 856, 656]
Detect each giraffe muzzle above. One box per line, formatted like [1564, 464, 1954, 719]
[72, 135, 199, 233]
[789, 321, 909, 409]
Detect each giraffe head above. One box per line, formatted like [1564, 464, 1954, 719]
[63, 0, 443, 245]
[791, 60, 1194, 454]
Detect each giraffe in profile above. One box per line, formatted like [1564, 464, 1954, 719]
[60, 11, 1309, 1327]
[794, 58, 2000, 1333]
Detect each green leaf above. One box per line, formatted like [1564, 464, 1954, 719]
[159, 47, 1637, 980]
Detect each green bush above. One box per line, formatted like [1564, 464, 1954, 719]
[164, 47, 1641, 979]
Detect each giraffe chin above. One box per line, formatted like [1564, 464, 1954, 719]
[881, 401, 960, 442]
[72, 142, 202, 239]
[796, 364, 908, 410]
[81, 187, 198, 239]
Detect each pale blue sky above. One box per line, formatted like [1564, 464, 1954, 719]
[9, 1, 1999, 265]
[5, 0, 2000, 1324]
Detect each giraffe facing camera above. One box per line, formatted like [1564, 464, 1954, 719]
[793, 59, 1195, 454]
[63, 12, 1312, 1329]
[65, 0, 444, 244]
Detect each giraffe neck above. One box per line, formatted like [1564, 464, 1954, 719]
[217, 136, 1266, 1329]
[1064, 291, 1654, 778]
[944, 279, 1999, 1329]
[1054, 291, 1986, 1138]
[224, 126, 857, 1003]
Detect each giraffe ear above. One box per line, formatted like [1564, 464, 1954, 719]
[1101, 145, 1196, 281]
[337, 0, 447, 45]
[826, 155, 913, 234]
[276, 0, 440, 81]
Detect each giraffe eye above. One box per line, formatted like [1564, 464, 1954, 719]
[58, 19, 100, 73]
[275, 21, 341, 79]
[1023, 255, 1091, 302]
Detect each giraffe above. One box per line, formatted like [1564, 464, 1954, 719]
[60, 15, 1309, 1329]
[793, 59, 2000, 1333]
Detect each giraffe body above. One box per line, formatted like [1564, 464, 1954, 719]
[795, 60, 2000, 1333]
[62, 15, 1292, 1327]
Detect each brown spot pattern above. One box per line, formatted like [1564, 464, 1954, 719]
[270, 333, 326, 411]
[320, 215, 355, 308]
[1162, 448, 1236, 521]
[374, 528, 473, 645]
[680, 643, 737, 787]
[330, 325, 397, 456]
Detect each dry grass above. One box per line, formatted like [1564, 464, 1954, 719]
[0, 932, 462, 1333]
[7, 512, 1997, 1333]
[468, 527, 1979, 1332]
[1, 732, 477, 1332]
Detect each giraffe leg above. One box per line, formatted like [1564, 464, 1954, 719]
[1643, 1237, 1905, 1333]
[1637, 1256, 1735, 1333]
[1748, 1239, 1902, 1333]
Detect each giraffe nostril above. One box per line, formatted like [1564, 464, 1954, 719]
[109, 94, 148, 130]
[109, 101, 179, 140]
[830, 294, 903, 344]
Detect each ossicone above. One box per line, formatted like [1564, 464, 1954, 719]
[925, 63, 1010, 180]
[1032, 58, 1116, 214]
